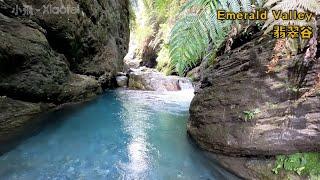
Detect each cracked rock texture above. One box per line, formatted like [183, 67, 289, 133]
[188, 34, 320, 156]
[188, 33, 320, 178]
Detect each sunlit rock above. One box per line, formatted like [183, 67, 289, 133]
[128, 67, 194, 91]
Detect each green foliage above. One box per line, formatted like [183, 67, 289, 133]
[157, 0, 319, 76]
[273, 153, 320, 177]
[243, 108, 261, 121]
[131, 0, 181, 66]
[168, 0, 265, 76]
[129, 1, 137, 30]
[170, 13, 218, 75]
[156, 44, 173, 75]
[143, 0, 179, 22]
[154, 0, 178, 20]
[141, 0, 181, 74]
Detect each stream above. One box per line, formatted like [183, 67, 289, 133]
[0, 90, 238, 180]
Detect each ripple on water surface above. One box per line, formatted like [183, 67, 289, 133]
[0, 90, 238, 180]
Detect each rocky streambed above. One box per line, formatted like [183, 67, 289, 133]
[116, 67, 193, 91]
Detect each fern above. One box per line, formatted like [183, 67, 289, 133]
[263, 0, 320, 33]
[169, 11, 228, 75]
[168, 0, 261, 76]
[168, 0, 319, 75]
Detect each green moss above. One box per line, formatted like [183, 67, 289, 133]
[156, 45, 174, 75]
[187, 74, 196, 82]
[273, 153, 320, 177]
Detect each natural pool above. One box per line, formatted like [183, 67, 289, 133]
[0, 90, 238, 180]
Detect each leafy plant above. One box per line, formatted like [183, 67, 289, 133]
[130, 0, 181, 69]
[243, 108, 261, 121]
[156, 44, 173, 75]
[168, 0, 320, 76]
[168, 0, 265, 75]
[263, 0, 320, 33]
[143, 0, 178, 21]
[263, 0, 320, 63]
[273, 153, 320, 177]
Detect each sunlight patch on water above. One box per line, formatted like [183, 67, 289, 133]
[0, 90, 237, 180]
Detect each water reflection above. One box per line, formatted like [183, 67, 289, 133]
[0, 90, 238, 180]
[119, 94, 153, 178]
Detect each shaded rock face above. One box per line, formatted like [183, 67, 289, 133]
[0, 0, 129, 150]
[188, 35, 320, 157]
[128, 67, 194, 91]
[0, 0, 129, 103]
[0, 96, 54, 153]
[138, 34, 160, 68]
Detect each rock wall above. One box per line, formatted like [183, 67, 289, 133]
[188, 32, 320, 178]
[0, 0, 129, 103]
[0, 0, 129, 148]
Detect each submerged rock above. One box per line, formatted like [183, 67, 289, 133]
[128, 67, 193, 91]
[0, 97, 54, 153]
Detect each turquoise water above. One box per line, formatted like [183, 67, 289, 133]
[0, 90, 237, 180]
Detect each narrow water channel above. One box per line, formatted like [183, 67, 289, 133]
[0, 90, 238, 180]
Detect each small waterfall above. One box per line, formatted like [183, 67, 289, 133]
[178, 79, 194, 91]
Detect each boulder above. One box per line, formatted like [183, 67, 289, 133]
[58, 73, 102, 103]
[123, 57, 141, 72]
[128, 67, 193, 91]
[0, 13, 70, 103]
[188, 34, 320, 157]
